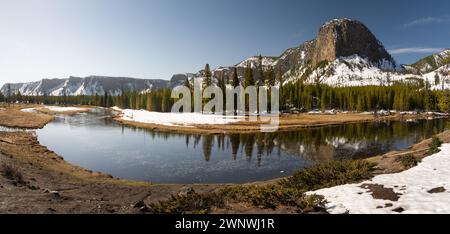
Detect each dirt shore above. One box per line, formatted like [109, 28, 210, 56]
[0, 103, 449, 213]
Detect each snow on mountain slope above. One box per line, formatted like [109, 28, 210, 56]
[236, 56, 277, 68]
[285, 55, 406, 87]
[422, 65, 450, 90]
[411, 49, 450, 73]
[1, 76, 171, 96]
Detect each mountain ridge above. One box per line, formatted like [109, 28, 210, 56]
[0, 75, 177, 96]
[2, 18, 449, 96]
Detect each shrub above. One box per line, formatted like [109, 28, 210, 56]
[149, 186, 326, 214]
[220, 185, 305, 209]
[431, 137, 443, 148]
[149, 191, 225, 214]
[149, 160, 377, 214]
[427, 136, 443, 155]
[1, 163, 25, 185]
[280, 160, 376, 191]
[397, 154, 421, 168]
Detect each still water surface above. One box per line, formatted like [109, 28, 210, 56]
[35, 109, 449, 183]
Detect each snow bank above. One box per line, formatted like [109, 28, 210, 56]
[20, 108, 37, 113]
[21, 106, 89, 113]
[43, 106, 88, 112]
[309, 144, 450, 214]
[113, 107, 245, 127]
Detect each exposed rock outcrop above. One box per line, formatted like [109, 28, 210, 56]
[311, 18, 396, 69]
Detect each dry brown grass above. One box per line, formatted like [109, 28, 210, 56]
[0, 104, 54, 129]
[36, 107, 90, 115]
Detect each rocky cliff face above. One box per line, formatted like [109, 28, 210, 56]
[311, 18, 396, 69]
[203, 18, 398, 87]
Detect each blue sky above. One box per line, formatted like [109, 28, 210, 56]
[0, 0, 449, 84]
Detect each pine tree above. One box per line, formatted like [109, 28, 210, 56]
[386, 72, 391, 86]
[266, 67, 276, 86]
[219, 73, 226, 92]
[204, 63, 212, 87]
[232, 67, 240, 87]
[244, 62, 254, 88]
[104, 92, 109, 107]
[6, 84, 11, 104]
[184, 77, 191, 90]
[356, 95, 364, 112]
[277, 69, 284, 106]
[439, 65, 449, 90]
[435, 73, 440, 86]
[437, 91, 450, 113]
[320, 91, 327, 111]
[219, 73, 226, 113]
[258, 54, 265, 85]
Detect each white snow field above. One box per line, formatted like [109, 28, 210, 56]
[43, 106, 88, 112]
[309, 144, 450, 214]
[21, 106, 89, 113]
[112, 107, 245, 127]
[20, 108, 38, 113]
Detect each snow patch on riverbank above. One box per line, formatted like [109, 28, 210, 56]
[112, 107, 245, 126]
[21, 106, 89, 113]
[309, 144, 450, 214]
[20, 108, 38, 113]
[44, 106, 88, 112]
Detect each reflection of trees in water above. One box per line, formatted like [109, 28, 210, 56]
[203, 135, 213, 161]
[134, 119, 449, 164]
[243, 134, 255, 161]
[230, 134, 240, 160]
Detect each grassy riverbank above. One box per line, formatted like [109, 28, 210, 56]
[0, 104, 54, 129]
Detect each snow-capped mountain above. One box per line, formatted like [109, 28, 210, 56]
[408, 49, 450, 74]
[200, 18, 448, 90]
[1, 76, 175, 96]
[201, 18, 403, 87]
[2, 18, 449, 96]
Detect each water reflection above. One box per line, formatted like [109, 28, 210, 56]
[126, 119, 448, 163]
[35, 109, 449, 183]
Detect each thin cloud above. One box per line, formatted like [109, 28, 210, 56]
[389, 47, 444, 55]
[405, 16, 450, 27]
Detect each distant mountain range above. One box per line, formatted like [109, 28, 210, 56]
[0, 75, 188, 96]
[2, 18, 449, 96]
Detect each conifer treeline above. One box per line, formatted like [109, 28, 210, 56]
[282, 81, 450, 112]
[2, 89, 175, 112]
[2, 82, 450, 113]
